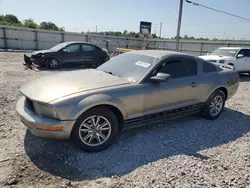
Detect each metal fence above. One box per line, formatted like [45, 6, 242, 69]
[1, 25, 250, 55]
[0, 25, 143, 53]
[147, 39, 250, 56]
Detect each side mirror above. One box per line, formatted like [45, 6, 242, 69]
[237, 54, 244, 59]
[150, 73, 171, 83]
[61, 48, 68, 52]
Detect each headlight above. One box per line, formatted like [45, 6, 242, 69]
[219, 60, 225, 64]
[37, 53, 44, 58]
[33, 102, 59, 119]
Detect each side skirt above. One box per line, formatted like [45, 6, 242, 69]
[123, 103, 205, 130]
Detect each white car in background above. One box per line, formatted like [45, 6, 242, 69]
[199, 47, 250, 74]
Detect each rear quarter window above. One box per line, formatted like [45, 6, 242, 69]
[95, 46, 104, 52]
[202, 60, 217, 73]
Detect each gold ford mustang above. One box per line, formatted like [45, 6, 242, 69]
[16, 50, 239, 152]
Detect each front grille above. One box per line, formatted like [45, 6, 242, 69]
[25, 97, 35, 112]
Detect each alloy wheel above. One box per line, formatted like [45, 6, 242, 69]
[50, 59, 59, 69]
[78, 115, 112, 146]
[209, 95, 223, 116]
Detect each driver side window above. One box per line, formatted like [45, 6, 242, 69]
[64, 44, 81, 53]
[238, 49, 250, 57]
[157, 58, 197, 79]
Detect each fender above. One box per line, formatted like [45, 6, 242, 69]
[201, 83, 228, 102]
[69, 93, 127, 120]
[200, 74, 228, 102]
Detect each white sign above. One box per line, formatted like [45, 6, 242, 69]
[135, 61, 151, 68]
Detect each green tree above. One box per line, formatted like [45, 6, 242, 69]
[0, 15, 4, 21]
[152, 34, 159, 38]
[23, 19, 38, 29]
[4, 14, 20, 24]
[59, 27, 65, 31]
[39, 21, 59, 31]
[0, 14, 23, 27]
[123, 30, 128, 35]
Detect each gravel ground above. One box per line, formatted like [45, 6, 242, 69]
[0, 52, 250, 188]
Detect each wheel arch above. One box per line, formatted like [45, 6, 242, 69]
[216, 87, 228, 100]
[211, 86, 228, 101]
[70, 94, 127, 131]
[81, 104, 125, 131]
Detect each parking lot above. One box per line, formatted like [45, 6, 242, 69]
[0, 52, 250, 188]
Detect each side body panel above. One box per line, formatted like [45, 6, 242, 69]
[52, 55, 239, 129]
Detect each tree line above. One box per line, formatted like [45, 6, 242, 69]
[83, 30, 159, 38]
[0, 14, 247, 41]
[0, 14, 65, 31]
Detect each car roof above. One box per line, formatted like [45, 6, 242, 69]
[129, 50, 192, 59]
[61, 41, 94, 45]
[218, 47, 250, 50]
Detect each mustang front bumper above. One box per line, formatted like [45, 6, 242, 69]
[16, 96, 75, 140]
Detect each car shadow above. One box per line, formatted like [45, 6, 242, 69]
[240, 73, 250, 82]
[24, 108, 250, 181]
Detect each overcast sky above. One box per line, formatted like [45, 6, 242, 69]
[0, 0, 250, 39]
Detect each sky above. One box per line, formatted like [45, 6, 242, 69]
[0, 0, 250, 39]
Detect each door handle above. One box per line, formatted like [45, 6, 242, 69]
[191, 82, 198, 87]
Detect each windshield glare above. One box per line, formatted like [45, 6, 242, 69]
[210, 48, 237, 57]
[97, 53, 159, 82]
[50, 43, 67, 51]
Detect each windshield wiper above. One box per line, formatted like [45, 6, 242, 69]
[104, 71, 113, 75]
[101, 70, 120, 77]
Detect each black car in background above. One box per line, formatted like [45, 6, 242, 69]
[24, 41, 110, 69]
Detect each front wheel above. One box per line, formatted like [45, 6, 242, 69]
[47, 58, 60, 69]
[71, 107, 119, 152]
[201, 90, 226, 120]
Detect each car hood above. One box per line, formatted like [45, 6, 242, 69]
[31, 49, 52, 55]
[199, 55, 234, 60]
[20, 69, 130, 103]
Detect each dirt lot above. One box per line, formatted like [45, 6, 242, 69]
[0, 52, 250, 188]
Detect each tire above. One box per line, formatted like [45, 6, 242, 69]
[71, 107, 119, 152]
[201, 90, 226, 120]
[46, 58, 60, 69]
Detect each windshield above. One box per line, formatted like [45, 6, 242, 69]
[97, 53, 159, 82]
[50, 43, 68, 51]
[210, 48, 238, 57]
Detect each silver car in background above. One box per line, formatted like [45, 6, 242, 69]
[16, 50, 240, 152]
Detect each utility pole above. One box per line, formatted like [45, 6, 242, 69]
[176, 0, 183, 51]
[159, 22, 162, 38]
[96, 25, 98, 33]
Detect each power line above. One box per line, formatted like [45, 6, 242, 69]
[182, 20, 249, 26]
[185, 0, 250, 21]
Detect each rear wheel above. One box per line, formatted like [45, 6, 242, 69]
[201, 90, 226, 120]
[71, 107, 119, 152]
